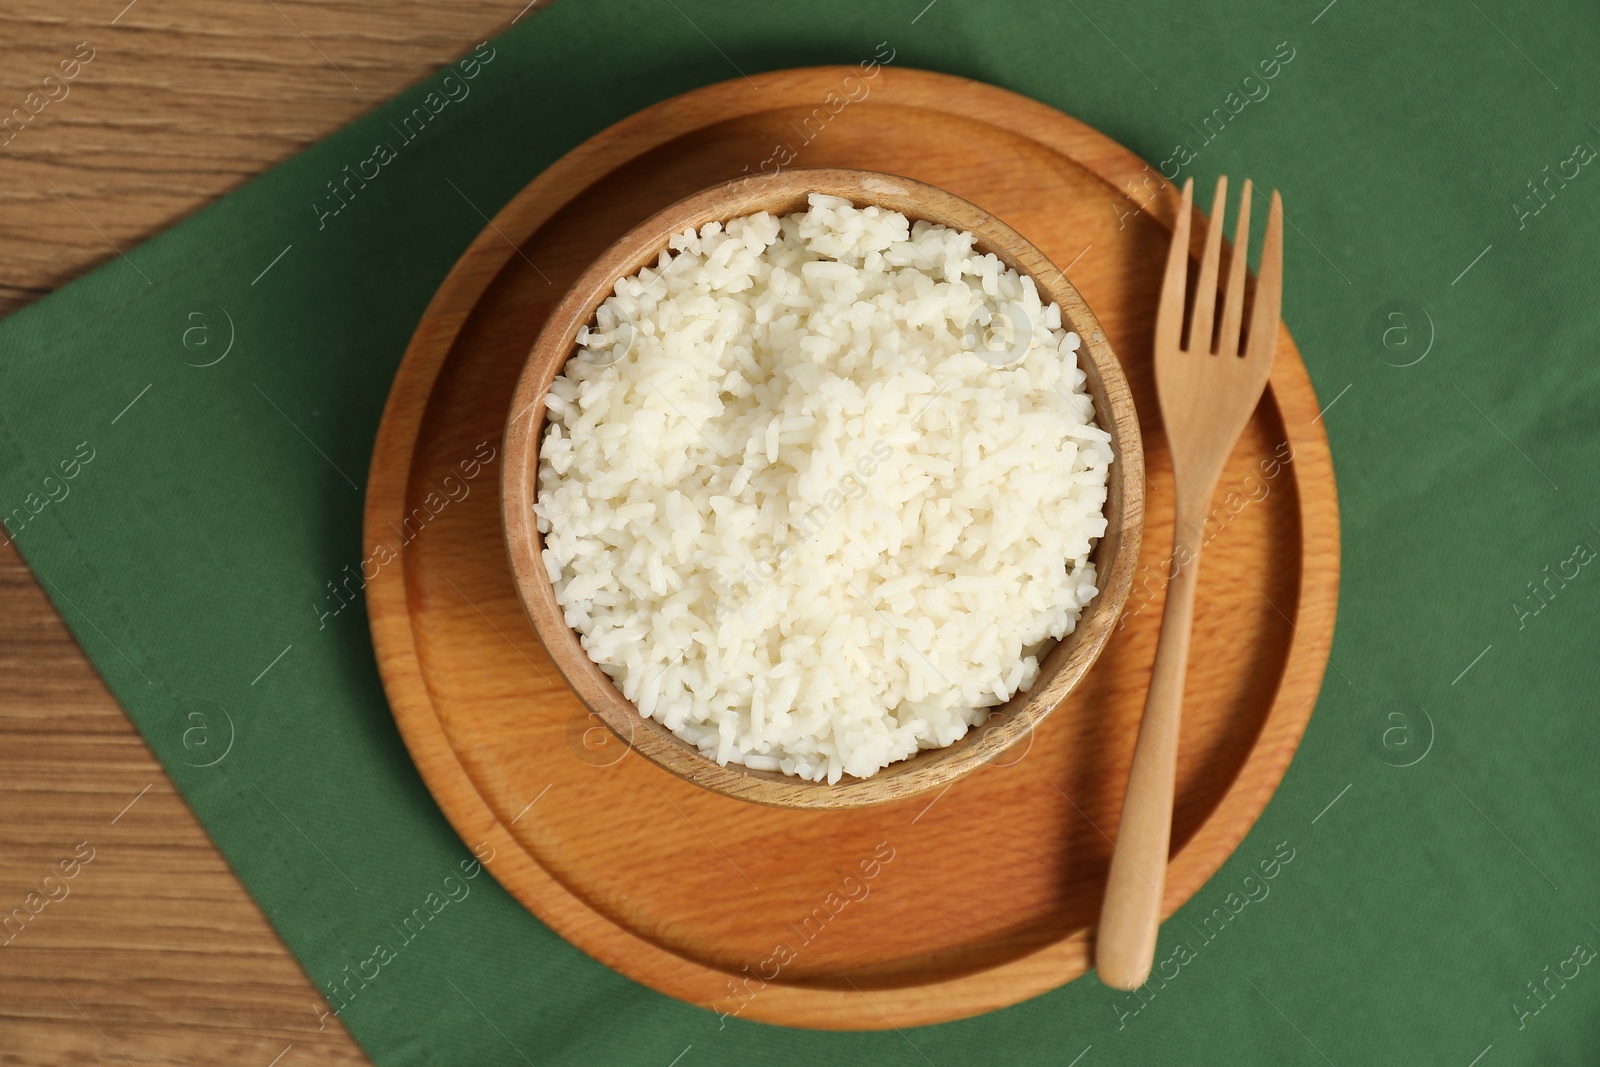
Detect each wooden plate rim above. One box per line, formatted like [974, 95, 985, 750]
[364, 65, 1340, 1030]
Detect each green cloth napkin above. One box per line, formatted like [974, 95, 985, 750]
[5, 0, 1600, 1062]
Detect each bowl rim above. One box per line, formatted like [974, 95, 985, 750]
[501, 166, 1144, 809]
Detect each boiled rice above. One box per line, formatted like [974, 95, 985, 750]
[534, 194, 1111, 782]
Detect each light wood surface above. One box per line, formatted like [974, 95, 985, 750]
[1096, 176, 1284, 990]
[501, 166, 1144, 809]
[0, 3, 530, 1064]
[364, 66, 1340, 1029]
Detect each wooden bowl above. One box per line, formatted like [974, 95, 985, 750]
[502, 167, 1143, 809]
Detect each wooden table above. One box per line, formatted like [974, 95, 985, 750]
[0, 3, 536, 1062]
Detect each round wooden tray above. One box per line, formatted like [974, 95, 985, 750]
[364, 66, 1339, 1030]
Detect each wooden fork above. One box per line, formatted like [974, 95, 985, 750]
[1096, 176, 1283, 991]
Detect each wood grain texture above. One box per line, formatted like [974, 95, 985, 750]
[0, 2, 539, 1064]
[501, 166, 1145, 809]
[364, 66, 1340, 1029]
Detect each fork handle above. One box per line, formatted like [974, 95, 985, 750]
[1096, 492, 1209, 991]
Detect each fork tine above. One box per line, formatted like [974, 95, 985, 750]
[1216, 179, 1253, 356]
[1246, 190, 1284, 362]
[1154, 178, 1193, 358]
[1187, 177, 1227, 353]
